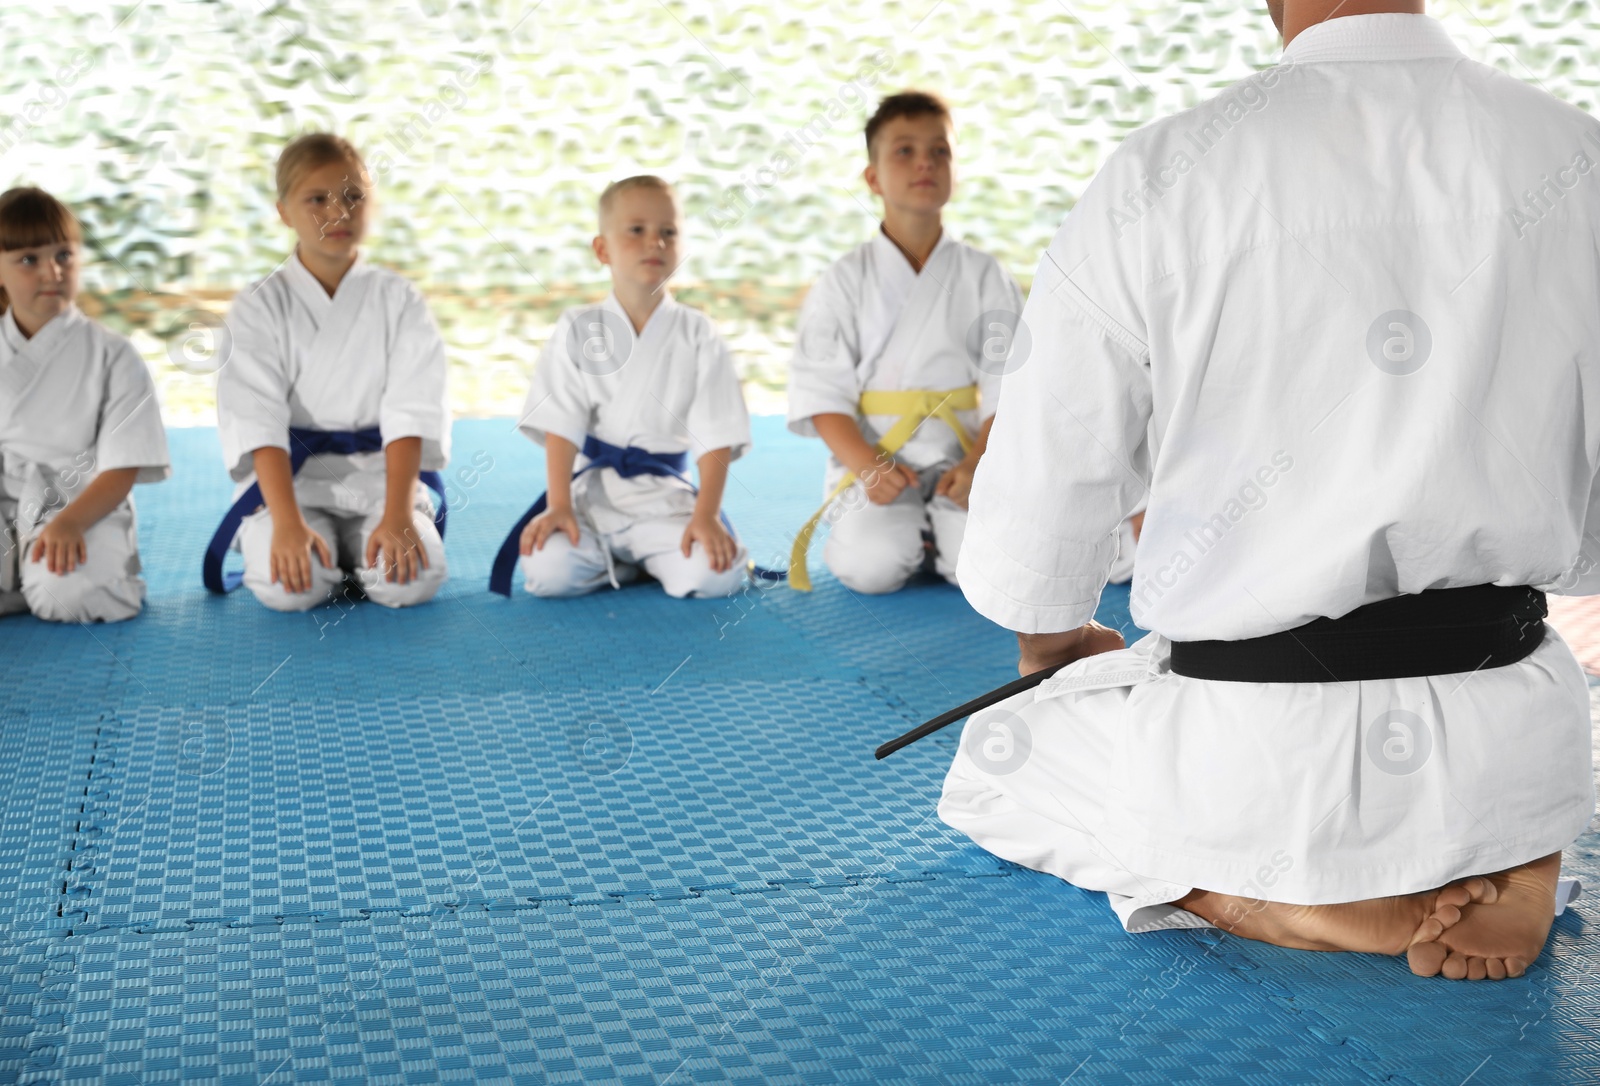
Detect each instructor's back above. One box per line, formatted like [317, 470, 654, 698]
[942, 1, 1600, 981]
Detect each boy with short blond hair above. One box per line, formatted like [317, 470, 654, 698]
[491, 175, 752, 599]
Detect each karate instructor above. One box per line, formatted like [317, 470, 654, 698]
[941, 0, 1599, 980]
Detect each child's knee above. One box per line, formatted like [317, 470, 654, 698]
[829, 556, 914, 595]
[824, 533, 921, 594]
[245, 577, 336, 613]
[520, 539, 599, 598]
[241, 558, 342, 613]
[928, 497, 968, 581]
[362, 559, 447, 609]
[657, 553, 747, 599]
[234, 513, 338, 611]
[22, 568, 143, 623]
[353, 515, 447, 609]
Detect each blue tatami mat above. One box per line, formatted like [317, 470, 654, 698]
[1, 417, 1597, 1085]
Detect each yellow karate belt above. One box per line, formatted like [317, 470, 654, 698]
[788, 385, 978, 591]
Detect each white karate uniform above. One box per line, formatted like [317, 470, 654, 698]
[789, 228, 1137, 592]
[943, 13, 1599, 932]
[0, 306, 168, 623]
[517, 291, 752, 599]
[217, 252, 450, 612]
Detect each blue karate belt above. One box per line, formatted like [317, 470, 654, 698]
[202, 427, 448, 594]
[488, 434, 785, 597]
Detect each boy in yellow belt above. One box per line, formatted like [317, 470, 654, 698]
[785, 91, 1026, 594]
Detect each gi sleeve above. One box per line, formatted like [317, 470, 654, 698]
[380, 281, 451, 471]
[96, 334, 171, 484]
[957, 137, 1155, 634]
[686, 317, 752, 464]
[516, 310, 592, 451]
[785, 264, 862, 438]
[215, 284, 293, 482]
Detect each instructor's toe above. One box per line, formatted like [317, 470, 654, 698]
[1437, 877, 1498, 910]
[1409, 916, 1446, 946]
[1408, 941, 1448, 977]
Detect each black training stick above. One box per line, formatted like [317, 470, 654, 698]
[875, 665, 1058, 760]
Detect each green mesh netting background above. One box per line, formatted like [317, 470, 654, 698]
[4, 1, 1595, 421]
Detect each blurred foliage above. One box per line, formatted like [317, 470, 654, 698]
[3, 0, 1596, 421]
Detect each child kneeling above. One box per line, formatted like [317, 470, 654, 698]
[0, 188, 169, 623]
[494, 176, 750, 600]
[210, 133, 450, 611]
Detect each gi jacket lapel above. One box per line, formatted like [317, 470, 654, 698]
[286, 251, 377, 377]
[0, 306, 84, 436]
[598, 291, 672, 444]
[863, 228, 958, 391]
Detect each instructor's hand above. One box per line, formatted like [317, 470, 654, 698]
[1017, 620, 1125, 677]
[270, 517, 333, 595]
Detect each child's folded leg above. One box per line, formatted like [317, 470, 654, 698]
[622, 516, 747, 599]
[520, 527, 611, 598]
[927, 493, 968, 587]
[822, 485, 927, 594]
[349, 507, 447, 609]
[20, 501, 147, 624]
[237, 506, 344, 613]
[0, 517, 27, 616]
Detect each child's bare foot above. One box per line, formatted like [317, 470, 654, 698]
[1178, 884, 1476, 956]
[1405, 853, 1562, 981]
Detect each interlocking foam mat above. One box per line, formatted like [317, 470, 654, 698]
[1, 418, 1596, 1085]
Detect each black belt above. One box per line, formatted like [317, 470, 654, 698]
[1167, 583, 1548, 683]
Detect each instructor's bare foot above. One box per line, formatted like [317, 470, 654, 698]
[1177, 873, 1503, 958]
[1405, 853, 1561, 981]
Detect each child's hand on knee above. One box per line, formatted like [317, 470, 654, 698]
[522, 505, 580, 554]
[860, 457, 919, 506]
[367, 514, 429, 585]
[270, 517, 333, 594]
[681, 514, 737, 573]
[30, 515, 88, 574]
[935, 460, 977, 509]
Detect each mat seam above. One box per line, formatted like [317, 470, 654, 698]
[16, 706, 113, 1080]
[32, 866, 1019, 940]
[51, 711, 117, 938]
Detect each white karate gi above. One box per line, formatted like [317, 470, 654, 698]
[517, 292, 752, 599]
[943, 13, 1600, 932]
[0, 306, 168, 623]
[785, 229, 1017, 593]
[217, 253, 450, 612]
[788, 228, 1138, 592]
